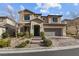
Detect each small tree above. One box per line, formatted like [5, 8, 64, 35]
[6, 5, 18, 38]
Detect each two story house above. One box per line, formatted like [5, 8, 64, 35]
[18, 9, 66, 37]
[0, 16, 16, 38]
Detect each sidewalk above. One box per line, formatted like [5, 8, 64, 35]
[0, 45, 79, 54]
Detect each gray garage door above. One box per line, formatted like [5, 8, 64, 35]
[44, 28, 63, 36]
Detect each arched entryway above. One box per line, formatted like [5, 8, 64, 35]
[34, 25, 40, 36]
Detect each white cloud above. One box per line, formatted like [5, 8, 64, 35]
[66, 11, 70, 15]
[6, 5, 18, 20]
[49, 11, 63, 15]
[36, 3, 62, 9]
[40, 9, 49, 13]
[46, 3, 62, 9]
[20, 5, 25, 10]
[35, 3, 62, 14]
[73, 3, 79, 6]
[35, 3, 43, 9]
[59, 11, 63, 14]
[7, 5, 14, 11]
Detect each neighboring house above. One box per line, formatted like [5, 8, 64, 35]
[18, 9, 66, 37]
[63, 17, 79, 36]
[0, 16, 16, 38]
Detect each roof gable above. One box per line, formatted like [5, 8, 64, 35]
[31, 18, 43, 23]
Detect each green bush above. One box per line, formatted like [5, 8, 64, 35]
[25, 32, 29, 38]
[17, 32, 25, 37]
[42, 36, 46, 40]
[40, 32, 45, 37]
[15, 42, 27, 48]
[25, 40, 30, 44]
[40, 32, 46, 40]
[2, 32, 9, 39]
[15, 40, 30, 48]
[0, 39, 10, 48]
[29, 33, 34, 38]
[43, 39, 52, 47]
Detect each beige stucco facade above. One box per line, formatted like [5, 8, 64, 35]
[18, 9, 66, 37]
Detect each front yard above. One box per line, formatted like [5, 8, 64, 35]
[1, 31, 79, 49]
[52, 38, 79, 47]
[0, 36, 79, 48]
[30, 37, 79, 48]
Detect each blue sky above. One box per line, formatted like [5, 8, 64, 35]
[0, 3, 79, 21]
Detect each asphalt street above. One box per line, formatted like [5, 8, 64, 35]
[1, 48, 79, 56]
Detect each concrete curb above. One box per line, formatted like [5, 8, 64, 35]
[0, 45, 79, 54]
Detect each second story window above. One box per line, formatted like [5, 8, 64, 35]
[52, 17, 58, 22]
[24, 15, 30, 20]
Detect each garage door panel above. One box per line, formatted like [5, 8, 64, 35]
[45, 32, 55, 36]
[44, 28, 62, 36]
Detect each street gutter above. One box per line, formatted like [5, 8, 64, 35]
[0, 45, 79, 54]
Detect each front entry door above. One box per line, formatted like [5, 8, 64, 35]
[34, 25, 40, 36]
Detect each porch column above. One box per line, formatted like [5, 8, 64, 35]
[30, 23, 34, 35]
[62, 26, 66, 36]
[18, 27, 20, 33]
[40, 23, 44, 32]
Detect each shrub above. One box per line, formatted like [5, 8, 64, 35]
[15, 42, 27, 48]
[75, 34, 79, 39]
[29, 33, 34, 38]
[41, 36, 46, 40]
[43, 39, 52, 47]
[15, 40, 30, 48]
[2, 32, 9, 39]
[25, 32, 29, 38]
[40, 32, 45, 37]
[17, 32, 25, 37]
[0, 39, 10, 48]
[40, 32, 46, 40]
[25, 40, 30, 44]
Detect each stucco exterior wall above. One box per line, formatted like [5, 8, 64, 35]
[48, 16, 61, 24]
[19, 12, 42, 23]
[0, 27, 6, 38]
[6, 18, 16, 26]
[0, 18, 6, 25]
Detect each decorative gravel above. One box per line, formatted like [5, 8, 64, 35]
[51, 39, 79, 47]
